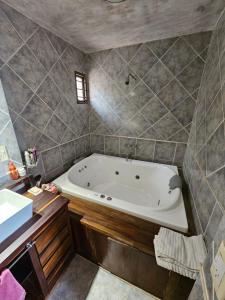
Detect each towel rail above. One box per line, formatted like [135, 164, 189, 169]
[8, 241, 35, 270]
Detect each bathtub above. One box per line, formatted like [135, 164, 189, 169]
[54, 154, 188, 233]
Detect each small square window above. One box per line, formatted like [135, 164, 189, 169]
[74, 71, 89, 104]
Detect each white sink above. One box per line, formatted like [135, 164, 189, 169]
[0, 189, 33, 243]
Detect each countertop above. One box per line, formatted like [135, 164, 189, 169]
[0, 190, 69, 270]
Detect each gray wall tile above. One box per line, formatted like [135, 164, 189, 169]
[42, 146, 62, 173]
[37, 134, 57, 152]
[0, 1, 38, 41]
[36, 76, 61, 110]
[0, 2, 90, 180]
[0, 65, 33, 113]
[129, 45, 157, 78]
[143, 60, 173, 94]
[161, 38, 196, 76]
[13, 116, 41, 151]
[153, 112, 181, 139]
[174, 143, 187, 165]
[91, 134, 104, 153]
[172, 97, 195, 127]
[154, 141, 176, 163]
[116, 44, 140, 63]
[45, 30, 68, 55]
[27, 28, 58, 71]
[136, 139, 155, 161]
[158, 79, 189, 110]
[141, 96, 168, 124]
[146, 37, 177, 58]
[205, 91, 223, 139]
[8, 45, 47, 90]
[21, 95, 52, 131]
[75, 135, 90, 158]
[177, 56, 204, 94]
[184, 31, 211, 55]
[60, 141, 75, 164]
[88, 31, 210, 167]
[206, 122, 225, 175]
[119, 137, 136, 157]
[208, 166, 225, 209]
[194, 178, 216, 231]
[44, 114, 67, 143]
[105, 136, 119, 156]
[0, 8, 23, 61]
[184, 11, 225, 298]
[204, 203, 223, 249]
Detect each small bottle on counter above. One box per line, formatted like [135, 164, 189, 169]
[8, 161, 20, 180]
[24, 151, 31, 167]
[18, 166, 26, 177]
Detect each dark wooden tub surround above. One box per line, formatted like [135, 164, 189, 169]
[63, 192, 194, 300]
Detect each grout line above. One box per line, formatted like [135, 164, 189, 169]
[0, 119, 10, 135]
[172, 143, 178, 164]
[216, 24, 225, 122]
[203, 202, 221, 236]
[206, 162, 225, 182]
[204, 87, 222, 117]
[88, 40, 204, 144]
[195, 118, 223, 158]
[215, 6, 225, 27]
[114, 45, 138, 65]
[2, 26, 39, 67]
[90, 132, 187, 145]
[8, 43, 85, 140]
[152, 140, 156, 160]
[40, 133, 90, 155]
[189, 150, 225, 213]
[183, 165, 204, 234]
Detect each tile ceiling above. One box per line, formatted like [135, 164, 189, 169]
[2, 0, 225, 53]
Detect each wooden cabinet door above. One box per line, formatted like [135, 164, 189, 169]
[81, 227, 169, 299]
[34, 206, 74, 289]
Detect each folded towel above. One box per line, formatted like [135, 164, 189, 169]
[154, 227, 207, 279]
[0, 269, 26, 300]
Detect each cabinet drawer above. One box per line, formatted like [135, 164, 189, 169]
[43, 236, 72, 278]
[40, 226, 70, 267]
[35, 210, 68, 255]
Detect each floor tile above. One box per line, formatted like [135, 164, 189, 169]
[48, 255, 159, 300]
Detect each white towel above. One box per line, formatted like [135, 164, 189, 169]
[154, 227, 207, 279]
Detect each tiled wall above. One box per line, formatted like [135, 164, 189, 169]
[183, 8, 225, 300]
[0, 1, 90, 180]
[88, 31, 211, 166]
[0, 79, 22, 178]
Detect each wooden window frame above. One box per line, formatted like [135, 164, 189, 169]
[74, 71, 89, 104]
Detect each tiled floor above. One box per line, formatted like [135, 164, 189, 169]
[48, 255, 159, 300]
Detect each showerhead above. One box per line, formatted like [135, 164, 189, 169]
[125, 73, 136, 85]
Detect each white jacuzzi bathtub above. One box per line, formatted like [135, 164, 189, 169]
[54, 154, 188, 232]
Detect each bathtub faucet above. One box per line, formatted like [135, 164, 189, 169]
[126, 143, 137, 161]
[126, 153, 133, 161]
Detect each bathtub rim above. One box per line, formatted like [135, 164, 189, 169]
[54, 154, 188, 233]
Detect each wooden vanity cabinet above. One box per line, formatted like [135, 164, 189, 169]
[33, 203, 74, 290]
